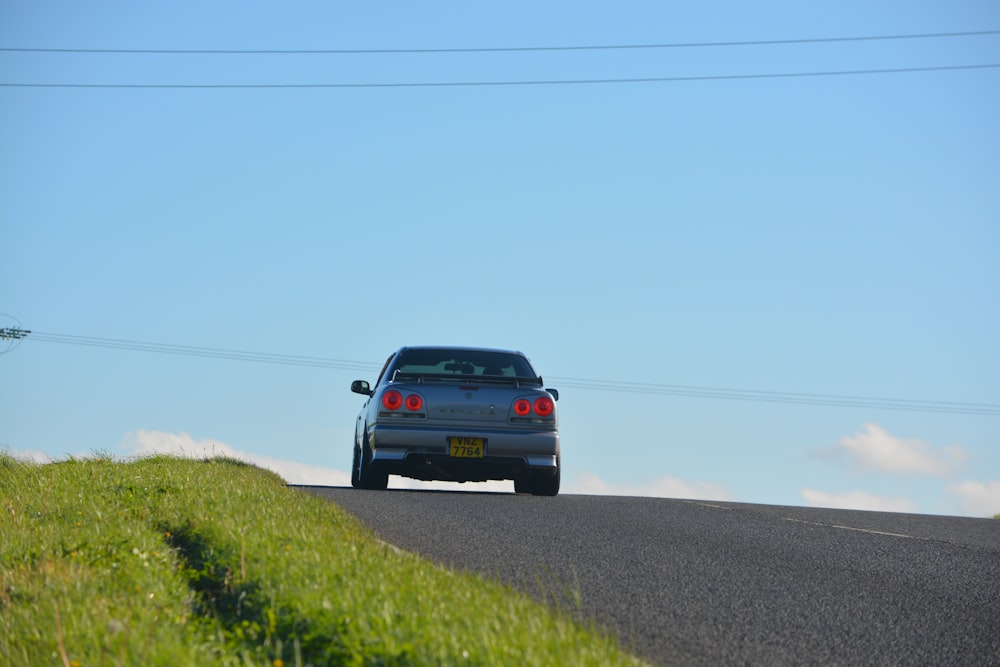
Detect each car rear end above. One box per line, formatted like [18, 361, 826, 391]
[369, 379, 559, 483]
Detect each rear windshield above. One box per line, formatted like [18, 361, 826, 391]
[391, 349, 537, 379]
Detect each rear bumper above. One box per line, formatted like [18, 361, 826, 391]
[368, 422, 558, 483]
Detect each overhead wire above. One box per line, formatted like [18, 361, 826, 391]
[5, 30, 997, 408]
[2, 63, 999, 89]
[24, 331, 381, 373]
[547, 377, 1000, 416]
[18, 331, 1000, 416]
[0, 314, 28, 356]
[2, 29, 998, 89]
[2, 29, 998, 54]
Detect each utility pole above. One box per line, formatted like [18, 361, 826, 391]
[0, 327, 30, 340]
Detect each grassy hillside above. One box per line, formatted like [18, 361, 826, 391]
[0, 453, 647, 666]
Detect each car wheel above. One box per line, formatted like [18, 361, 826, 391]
[350, 444, 362, 488]
[357, 432, 389, 490]
[515, 457, 560, 496]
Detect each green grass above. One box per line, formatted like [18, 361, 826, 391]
[0, 451, 648, 667]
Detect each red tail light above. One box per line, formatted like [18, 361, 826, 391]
[513, 399, 532, 416]
[382, 390, 403, 410]
[405, 394, 423, 411]
[534, 397, 554, 417]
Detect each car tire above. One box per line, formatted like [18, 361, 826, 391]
[350, 444, 362, 488]
[357, 431, 389, 490]
[514, 457, 560, 496]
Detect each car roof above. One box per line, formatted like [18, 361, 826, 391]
[396, 345, 527, 357]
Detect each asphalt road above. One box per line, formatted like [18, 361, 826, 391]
[298, 487, 1000, 666]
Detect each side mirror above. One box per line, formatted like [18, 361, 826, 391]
[351, 380, 372, 396]
[547, 388, 559, 402]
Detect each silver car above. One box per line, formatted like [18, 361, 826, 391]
[350, 346, 560, 495]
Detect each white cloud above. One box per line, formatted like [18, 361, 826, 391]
[801, 488, 918, 513]
[120, 433, 728, 498]
[831, 423, 966, 477]
[567, 471, 730, 501]
[120, 430, 351, 486]
[120, 430, 511, 491]
[5, 433, 513, 492]
[948, 480, 1000, 517]
[2, 448, 55, 464]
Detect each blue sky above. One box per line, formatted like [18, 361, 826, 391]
[2, 1, 998, 516]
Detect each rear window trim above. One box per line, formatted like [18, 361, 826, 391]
[391, 371, 543, 387]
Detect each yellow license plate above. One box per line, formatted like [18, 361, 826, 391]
[449, 437, 484, 458]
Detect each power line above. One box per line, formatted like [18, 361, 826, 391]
[3, 29, 998, 54]
[24, 331, 380, 373]
[0, 327, 31, 340]
[3, 63, 998, 89]
[547, 377, 1000, 416]
[0, 315, 29, 356]
[17, 330, 1000, 416]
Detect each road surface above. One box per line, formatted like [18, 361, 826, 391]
[299, 487, 1000, 666]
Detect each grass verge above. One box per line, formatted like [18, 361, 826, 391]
[1, 452, 647, 666]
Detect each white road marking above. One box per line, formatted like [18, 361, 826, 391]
[679, 500, 928, 540]
[682, 501, 734, 510]
[781, 517, 926, 540]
